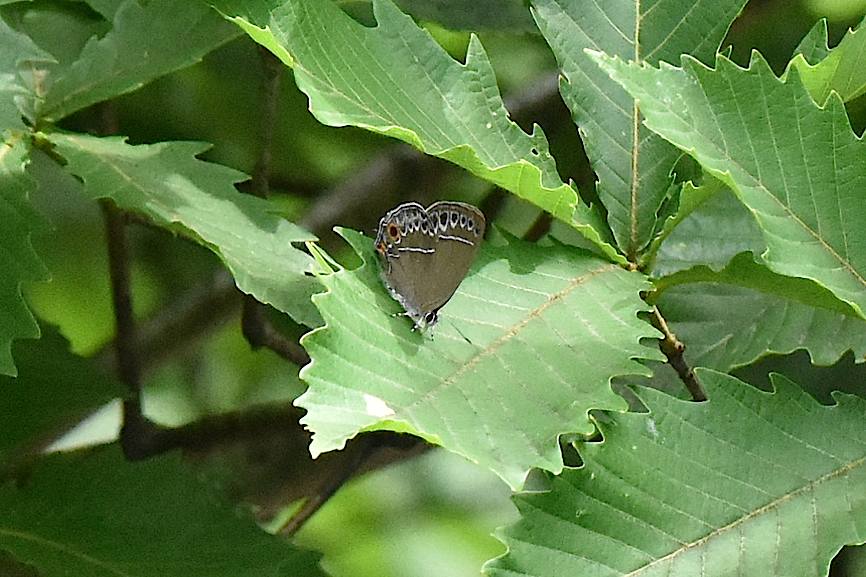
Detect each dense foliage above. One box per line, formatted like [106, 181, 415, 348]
[2, 1, 865, 576]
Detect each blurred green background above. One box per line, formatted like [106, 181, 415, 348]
[10, 0, 866, 575]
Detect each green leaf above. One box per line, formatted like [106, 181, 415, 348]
[0, 19, 53, 130]
[0, 448, 325, 577]
[651, 185, 765, 277]
[212, 0, 623, 263]
[296, 229, 662, 489]
[0, 136, 47, 376]
[0, 326, 120, 463]
[794, 19, 832, 64]
[655, 251, 860, 317]
[49, 133, 322, 327]
[655, 255, 866, 370]
[791, 16, 866, 104]
[39, 0, 239, 122]
[488, 371, 866, 577]
[594, 52, 866, 318]
[531, 0, 747, 258]
[341, 0, 537, 32]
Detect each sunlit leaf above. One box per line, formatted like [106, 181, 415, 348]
[594, 52, 866, 318]
[488, 371, 866, 577]
[296, 229, 661, 489]
[791, 16, 866, 104]
[49, 133, 322, 326]
[212, 0, 623, 263]
[531, 0, 747, 258]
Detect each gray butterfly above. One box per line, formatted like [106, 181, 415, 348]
[375, 201, 485, 330]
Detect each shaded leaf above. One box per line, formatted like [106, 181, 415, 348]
[791, 16, 866, 104]
[656, 256, 866, 370]
[296, 229, 661, 489]
[39, 0, 239, 122]
[655, 251, 859, 317]
[594, 52, 866, 318]
[794, 19, 832, 64]
[341, 0, 537, 31]
[212, 0, 623, 263]
[651, 185, 764, 277]
[488, 371, 866, 577]
[0, 447, 324, 577]
[0, 136, 47, 376]
[49, 133, 321, 326]
[0, 19, 53, 130]
[531, 0, 747, 258]
[0, 326, 120, 463]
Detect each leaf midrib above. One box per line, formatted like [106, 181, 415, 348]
[626, 453, 866, 575]
[628, 0, 641, 257]
[404, 262, 619, 411]
[642, 63, 866, 294]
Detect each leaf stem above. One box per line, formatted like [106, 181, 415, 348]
[649, 306, 707, 401]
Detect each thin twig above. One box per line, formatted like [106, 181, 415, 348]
[250, 46, 283, 199]
[649, 306, 707, 401]
[273, 433, 424, 534]
[238, 46, 314, 364]
[241, 298, 310, 365]
[102, 201, 167, 459]
[277, 435, 378, 536]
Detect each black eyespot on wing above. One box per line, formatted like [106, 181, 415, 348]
[420, 218, 428, 234]
[460, 214, 467, 228]
[467, 217, 474, 230]
[449, 211, 459, 228]
[439, 211, 448, 229]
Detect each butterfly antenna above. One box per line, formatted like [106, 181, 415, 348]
[447, 320, 474, 345]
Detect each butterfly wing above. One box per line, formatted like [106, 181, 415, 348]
[375, 201, 485, 325]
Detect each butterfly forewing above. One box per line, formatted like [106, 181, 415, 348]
[375, 201, 485, 327]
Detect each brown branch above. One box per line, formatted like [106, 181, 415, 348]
[649, 306, 707, 401]
[275, 432, 424, 536]
[102, 201, 168, 459]
[237, 45, 312, 365]
[277, 435, 377, 536]
[250, 46, 283, 199]
[241, 297, 310, 365]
